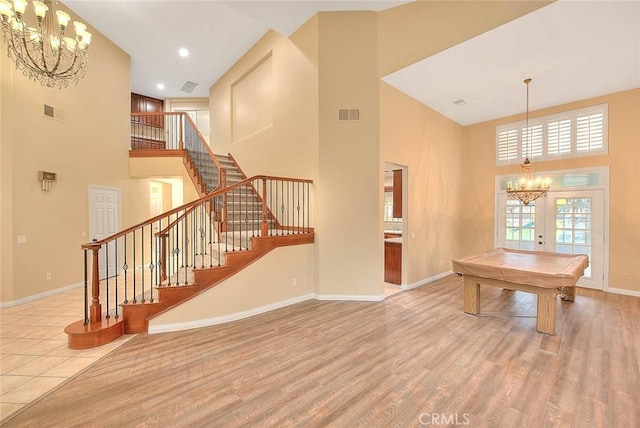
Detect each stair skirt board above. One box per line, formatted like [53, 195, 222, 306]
[148, 292, 388, 334]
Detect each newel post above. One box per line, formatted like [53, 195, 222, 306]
[261, 178, 268, 237]
[87, 242, 102, 323]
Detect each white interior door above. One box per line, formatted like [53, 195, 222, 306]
[89, 186, 121, 279]
[497, 190, 605, 290]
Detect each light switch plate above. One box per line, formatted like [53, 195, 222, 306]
[17, 235, 27, 244]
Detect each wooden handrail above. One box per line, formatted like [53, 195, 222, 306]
[154, 204, 198, 238]
[81, 174, 313, 249]
[78, 172, 313, 327]
[182, 113, 225, 176]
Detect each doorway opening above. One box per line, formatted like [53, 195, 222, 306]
[383, 162, 407, 294]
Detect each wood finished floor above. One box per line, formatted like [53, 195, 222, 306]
[3, 275, 639, 427]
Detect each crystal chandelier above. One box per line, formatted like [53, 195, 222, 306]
[0, 0, 91, 88]
[506, 78, 550, 206]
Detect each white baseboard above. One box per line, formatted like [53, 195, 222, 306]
[606, 287, 640, 298]
[0, 282, 84, 308]
[315, 293, 385, 302]
[402, 270, 453, 291]
[148, 293, 317, 334]
[149, 291, 389, 334]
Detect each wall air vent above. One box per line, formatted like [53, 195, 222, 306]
[338, 108, 360, 121]
[43, 104, 64, 122]
[180, 81, 198, 93]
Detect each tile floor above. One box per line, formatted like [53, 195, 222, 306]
[0, 287, 135, 423]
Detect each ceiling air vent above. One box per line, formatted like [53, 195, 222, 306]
[180, 81, 198, 93]
[338, 108, 360, 121]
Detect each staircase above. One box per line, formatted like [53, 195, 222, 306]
[65, 113, 314, 349]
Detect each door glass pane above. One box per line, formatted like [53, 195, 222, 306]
[505, 199, 535, 250]
[554, 198, 592, 277]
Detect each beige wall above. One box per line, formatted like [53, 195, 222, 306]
[148, 243, 315, 329]
[377, 1, 552, 76]
[0, 4, 142, 303]
[128, 157, 200, 205]
[209, 30, 319, 180]
[461, 88, 640, 292]
[380, 82, 464, 283]
[316, 12, 382, 296]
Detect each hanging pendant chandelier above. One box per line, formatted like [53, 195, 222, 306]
[0, 0, 92, 88]
[506, 78, 550, 206]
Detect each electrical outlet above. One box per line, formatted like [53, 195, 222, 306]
[623, 273, 630, 281]
[292, 278, 297, 286]
[46, 273, 52, 280]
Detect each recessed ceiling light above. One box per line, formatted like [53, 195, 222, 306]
[157, 83, 165, 90]
[178, 48, 190, 58]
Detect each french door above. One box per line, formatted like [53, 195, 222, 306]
[497, 190, 605, 289]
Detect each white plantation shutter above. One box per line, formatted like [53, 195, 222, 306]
[522, 124, 543, 158]
[495, 104, 607, 165]
[548, 118, 571, 156]
[497, 128, 518, 162]
[576, 111, 604, 152]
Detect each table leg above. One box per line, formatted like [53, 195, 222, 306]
[463, 278, 480, 315]
[560, 286, 577, 302]
[536, 290, 558, 335]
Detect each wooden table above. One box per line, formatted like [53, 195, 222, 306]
[452, 248, 589, 335]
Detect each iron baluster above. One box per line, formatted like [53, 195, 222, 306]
[297, 181, 301, 234]
[141, 225, 145, 303]
[105, 242, 110, 318]
[132, 229, 137, 303]
[83, 249, 88, 325]
[123, 235, 128, 303]
[281, 180, 285, 236]
[149, 224, 154, 302]
[114, 238, 119, 318]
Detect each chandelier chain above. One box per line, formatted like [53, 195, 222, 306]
[505, 77, 550, 206]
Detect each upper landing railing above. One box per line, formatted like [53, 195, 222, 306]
[131, 112, 224, 193]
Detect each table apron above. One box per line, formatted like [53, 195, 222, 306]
[461, 274, 574, 336]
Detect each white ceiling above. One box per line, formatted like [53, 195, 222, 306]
[64, 0, 407, 100]
[383, 0, 640, 125]
[64, 1, 640, 125]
